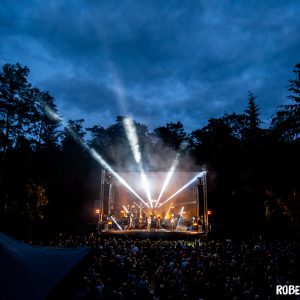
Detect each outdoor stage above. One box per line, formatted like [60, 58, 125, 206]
[96, 169, 209, 239]
[99, 228, 202, 240]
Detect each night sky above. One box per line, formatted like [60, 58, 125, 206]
[1, 1, 300, 132]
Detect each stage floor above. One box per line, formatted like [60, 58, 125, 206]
[99, 229, 202, 240]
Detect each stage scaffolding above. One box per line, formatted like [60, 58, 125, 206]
[193, 168, 208, 234]
[99, 170, 114, 222]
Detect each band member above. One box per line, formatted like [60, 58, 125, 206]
[156, 216, 161, 230]
[128, 213, 134, 230]
[170, 215, 175, 231]
[147, 216, 152, 231]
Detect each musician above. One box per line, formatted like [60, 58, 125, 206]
[147, 216, 152, 231]
[170, 215, 175, 231]
[156, 216, 161, 230]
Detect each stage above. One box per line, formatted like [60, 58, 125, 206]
[98, 228, 202, 240]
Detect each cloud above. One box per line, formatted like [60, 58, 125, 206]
[1, 0, 300, 132]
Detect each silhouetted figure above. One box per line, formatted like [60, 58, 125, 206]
[147, 216, 151, 231]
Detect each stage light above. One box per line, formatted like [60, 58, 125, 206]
[159, 172, 205, 208]
[95, 209, 100, 214]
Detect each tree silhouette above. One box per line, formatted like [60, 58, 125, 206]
[244, 92, 262, 142]
[0, 63, 31, 161]
[154, 121, 186, 150]
[271, 64, 300, 142]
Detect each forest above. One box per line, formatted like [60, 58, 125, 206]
[0, 63, 299, 239]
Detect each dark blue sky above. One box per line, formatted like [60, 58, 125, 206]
[1, 1, 299, 132]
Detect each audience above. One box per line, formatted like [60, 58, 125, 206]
[39, 233, 300, 300]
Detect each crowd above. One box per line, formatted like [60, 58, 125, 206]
[43, 233, 300, 300]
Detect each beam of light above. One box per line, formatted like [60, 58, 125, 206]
[155, 140, 188, 208]
[133, 201, 140, 208]
[158, 172, 205, 208]
[123, 116, 152, 207]
[123, 117, 141, 163]
[90, 149, 149, 208]
[106, 60, 128, 113]
[165, 202, 173, 219]
[155, 153, 180, 208]
[35, 97, 149, 208]
[179, 206, 184, 216]
[44, 105, 63, 123]
[123, 205, 129, 214]
[111, 216, 123, 231]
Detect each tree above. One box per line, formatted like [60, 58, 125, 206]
[87, 116, 152, 169]
[0, 63, 32, 160]
[154, 121, 186, 150]
[222, 112, 247, 139]
[61, 119, 86, 150]
[271, 107, 299, 142]
[87, 125, 110, 152]
[31, 89, 61, 149]
[271, 64, 300, 142]
[244, 92, 262, 142]
[288, 63, 300, 103]
[23, 183, 48, 220]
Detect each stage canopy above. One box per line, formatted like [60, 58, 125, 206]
[0, 232, 91, 300]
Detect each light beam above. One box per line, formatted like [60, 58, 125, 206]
[90, 149, 149, 207]
[159, 172, 205, 208]
[155, 140, 188, 208]
[155, 153, 180, 207]
[165, 202, 173, 219]
[123, 205, 129, 214]
[123, 116, 152, 207]
[111, 216, 123, 230]
[123, 117, 141, 163]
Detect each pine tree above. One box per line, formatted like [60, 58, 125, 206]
[288, 63, 300, 103]
[244, 92, 261, 141]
